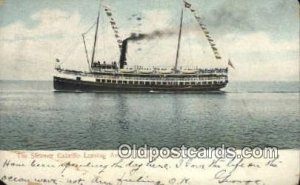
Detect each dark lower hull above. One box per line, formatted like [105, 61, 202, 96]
[54, 77, 227, 92]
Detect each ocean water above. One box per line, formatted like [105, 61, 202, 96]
[0, 81, 299, 150]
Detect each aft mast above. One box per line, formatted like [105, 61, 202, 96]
[91, 4, 101, 67]
[174, 9, 184, 72]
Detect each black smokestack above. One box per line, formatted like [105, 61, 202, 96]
[119, 39, 128, 69]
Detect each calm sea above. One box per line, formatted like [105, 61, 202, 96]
[0, 81, 299, 150]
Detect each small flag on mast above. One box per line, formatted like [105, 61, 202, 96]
[228, 59, 235, 69]
[184, 1, 191, 8]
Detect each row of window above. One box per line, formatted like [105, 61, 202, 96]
[94, 78, 225, 86]
[96, 76, 226, 81]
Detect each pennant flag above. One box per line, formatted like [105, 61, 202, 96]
[184, 1, 191, 8]
[103, 6, 123, 49]
[195, 16, 201, 21]
[192, 9, 224, 61]
[211, 47, 218, 51]
[214, 51, 219, 55]
[228, 59, 235, 69]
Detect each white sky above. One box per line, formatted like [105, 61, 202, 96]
[0, 0, 298, 81]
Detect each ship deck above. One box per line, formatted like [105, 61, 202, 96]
[56, 68, 228, 78]
[54, 68, 228, 92]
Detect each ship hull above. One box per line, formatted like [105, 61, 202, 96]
[54, 76, 227, 92]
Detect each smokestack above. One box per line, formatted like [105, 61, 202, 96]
[119, 39, 128, 69]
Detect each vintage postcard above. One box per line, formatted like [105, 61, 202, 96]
[0, 0, 299, 185]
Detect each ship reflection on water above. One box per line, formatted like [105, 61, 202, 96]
[0, 81, 299, 150]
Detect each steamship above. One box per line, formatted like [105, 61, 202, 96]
[54, 1, 230, 92]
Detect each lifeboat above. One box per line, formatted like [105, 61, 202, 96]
[120, 68, 135, 73]
[139, 68, 154, 74]
[181, 69, 198, 74]
[103, 69, 115, 73]
[158, 69, 172, 74]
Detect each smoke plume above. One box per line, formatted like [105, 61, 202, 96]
[126, 29, 176, 42]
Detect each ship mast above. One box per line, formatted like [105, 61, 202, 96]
[91, 5, 101, 67]
[82, 34, 91, 71]
[174, 8, 184, 73]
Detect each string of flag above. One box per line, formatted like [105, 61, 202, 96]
[183, 0, 222, 60]
[104, 6, 123, 49]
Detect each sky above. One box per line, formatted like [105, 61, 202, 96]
[0, 0, 298, 81]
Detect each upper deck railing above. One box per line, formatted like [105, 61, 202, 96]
[56, 67, 228, 76]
